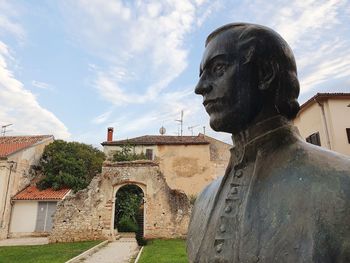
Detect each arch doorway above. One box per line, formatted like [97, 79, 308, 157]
[114, 184, 144, 243]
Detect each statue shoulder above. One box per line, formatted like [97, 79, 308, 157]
[194, 176, 223, 206]
[296, 140, 350, 175]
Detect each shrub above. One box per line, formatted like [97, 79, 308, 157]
[37, 140, 105, 192]
[112, 144, 147, 162]
[117, 216, 139, 232]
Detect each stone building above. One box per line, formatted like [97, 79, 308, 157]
[0, 135, 54, 240]
[49, 161, 191, 242]
[101, 129, 231, 195]
[48, 131, 231, 243]
[293, 93, 350, 156]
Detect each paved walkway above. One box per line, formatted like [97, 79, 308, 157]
[0, 237, 49, 246]
[82, 238, 140, 263]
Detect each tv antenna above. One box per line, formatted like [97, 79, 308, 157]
[175, 110, 184, 136]
[1, 124, 13, 136]
[188, 125, 199, 136]
[159, 126, 166, 135]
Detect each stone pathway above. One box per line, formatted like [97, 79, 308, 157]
[0, 237, 49, 246]
[81, 238, 140, 263]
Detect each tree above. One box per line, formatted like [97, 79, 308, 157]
[37, 140, 105, 192]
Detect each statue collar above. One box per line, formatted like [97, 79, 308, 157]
[229, 115, 296, 167]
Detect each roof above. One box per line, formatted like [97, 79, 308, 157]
[0, 135, 53, 158]
[102, 135, 210, 146]
[12, 185, 70, 201]
[299, 93, 350, 113]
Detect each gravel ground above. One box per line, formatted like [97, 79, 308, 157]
[82, 238, 139, 263]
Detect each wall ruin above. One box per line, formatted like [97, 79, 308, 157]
[49, 161, 191, 242]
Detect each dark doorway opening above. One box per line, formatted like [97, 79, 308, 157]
[115, 184, 144, 244]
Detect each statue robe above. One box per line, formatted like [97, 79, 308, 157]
[187, 116, 350, 263]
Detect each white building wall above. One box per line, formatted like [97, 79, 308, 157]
[0, 137, 53, 240]
[10, 201, 38, 233]
[294, 97, 350, 156]
[327, 99, 350, 155]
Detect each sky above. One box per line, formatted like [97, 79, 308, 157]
[1, 0, 350, 148]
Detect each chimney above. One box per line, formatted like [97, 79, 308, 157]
[107, 127, 114, 142]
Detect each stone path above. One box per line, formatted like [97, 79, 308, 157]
[81, 238, 140, 263]
[0, 237, 49, 246]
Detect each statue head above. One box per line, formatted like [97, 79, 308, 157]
[195, 23, 300, 134]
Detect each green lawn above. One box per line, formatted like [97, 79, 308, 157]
[0, 240, 101, 263]
[137, 239, 188, 263]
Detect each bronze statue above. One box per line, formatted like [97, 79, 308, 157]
[187, 23, 350, 263]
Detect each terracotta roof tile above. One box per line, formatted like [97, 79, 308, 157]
[0, 135, 53, 158]
[101, 135, 210, 146]
[12, 185, 70, 201]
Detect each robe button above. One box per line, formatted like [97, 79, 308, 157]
[219, 224, 226, 233]
[224, 206, 232, 213]
[216, 243, 223, 253]
[230, 187, 238, 194]
[235, 169, 243, 178]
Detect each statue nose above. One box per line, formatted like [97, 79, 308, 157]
[195, 79, 212, 95]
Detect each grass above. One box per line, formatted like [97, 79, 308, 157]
[137, 239, 188, 263]
[0, 240, 101, 263]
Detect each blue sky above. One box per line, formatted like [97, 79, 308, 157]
[1, 0, 350, 147]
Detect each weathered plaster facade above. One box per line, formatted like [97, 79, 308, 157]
[0, 136, 53, 240]
[49, 161, 191, 243]
[103, 134, 231, 195]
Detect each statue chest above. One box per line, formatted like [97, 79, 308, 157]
[194, 160, 316, 263]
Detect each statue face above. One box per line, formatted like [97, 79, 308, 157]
[195, 31, 260, 134]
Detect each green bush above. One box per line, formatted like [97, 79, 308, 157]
[37, 140, 105, 192]
[112, 144, 147, 162]
[117, 215, 139, 232]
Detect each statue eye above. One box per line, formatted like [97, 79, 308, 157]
[212, 63, 227, 76]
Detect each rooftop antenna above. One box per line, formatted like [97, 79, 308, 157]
[188, 125, 199, 136]
[1, 124, 12, 136]
[203, 126, 206, 136]
[159, 126, 166, 135]
[175, 110, 184, 136]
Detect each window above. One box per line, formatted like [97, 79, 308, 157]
[146, 149, 153, 160]
[346, 128, 350, 144]
[306, 132, 321, 146]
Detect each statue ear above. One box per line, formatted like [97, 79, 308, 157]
[258, 61, 277, 91]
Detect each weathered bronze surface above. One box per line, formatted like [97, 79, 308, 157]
[187, 23, 350, 263]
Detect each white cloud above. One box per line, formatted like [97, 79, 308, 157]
[92, 110, 112, 124]
[0, 43, 70, 138]
[31, 80, 54, 90]
[239, 0, 350, 94]
[0, 1, 25, 40]
[61, 0, 207, 106]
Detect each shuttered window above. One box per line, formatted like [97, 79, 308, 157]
[146, 149, 153, 160]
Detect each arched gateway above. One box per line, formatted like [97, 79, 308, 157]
[49, 161, 191, 243]
[114, 184, 144, 240]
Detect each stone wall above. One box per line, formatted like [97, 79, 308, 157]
[49, 161, 191, 242]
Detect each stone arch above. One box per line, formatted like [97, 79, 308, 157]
[112, 182, 146, 238]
